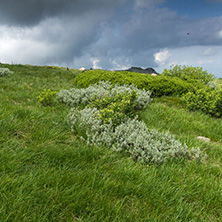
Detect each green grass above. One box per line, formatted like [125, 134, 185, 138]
[215, 78, 222, 89]
[0, 64, 222, 221]
[139, 97, 222, 162]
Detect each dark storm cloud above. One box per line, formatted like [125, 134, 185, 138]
[110, 8, 222, 51]
[79, 6, 222, 69]
[0, 0, 126, 65]
[206, 0, 222, 3]
[0, 0, 125, 26]
[0, 0, 222, 75]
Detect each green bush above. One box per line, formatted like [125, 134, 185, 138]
[37, 89, 57, 106]
[182, 88, 222, 117]
[88, 91, 137, 126]
[162, 65, 215, 84]
[0, 68, 13, 77]
[73, 70, 204, 97]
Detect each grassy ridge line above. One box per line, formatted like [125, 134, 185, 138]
[0, 64, 221, 221]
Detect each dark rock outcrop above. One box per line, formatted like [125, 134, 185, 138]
[122, 67, 158, 74]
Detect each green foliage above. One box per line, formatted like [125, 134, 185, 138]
[37, 89, 57, 106]
[0, 68, 13, 77]
[143, 75, 195, 96]
[73, 69, 204, 97]
[162, 65, 215, 84]
[182, 88, 222, 117]
[89, 90, 137, 126]
[215, 78, 222, 89]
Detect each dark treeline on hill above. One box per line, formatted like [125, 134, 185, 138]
[118, 67, 158, 74]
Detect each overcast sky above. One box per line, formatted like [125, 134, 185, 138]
[0, 0, 222, 77]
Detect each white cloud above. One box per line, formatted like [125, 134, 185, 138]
[0, 25, 57, 64]
[154, 49, 171, 66]
[0, 16, 103, 65]
[134, 0, 165, 9]
[202, 47, 218, 56]
[218, 30, 222, 39]
[91, 58, 101, 69]
[153, 46, 222, 78]
[197, 60, 214, 64]
[111, 60, 130, 70]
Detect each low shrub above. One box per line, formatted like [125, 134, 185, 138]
[206, 81, 216, 89]
[111, 118, 203, 164]
[37, 89, 57, 106]
[162, 65, 215, 84]
[57, 81, 110, 107]
[57, 81, 152, 109]
[68, 108, 204, 164]
[0, 68, 13, 77]
[89, 91, 138, 126]
[73, 70, 204, 97]
[182, 88, 222, 117]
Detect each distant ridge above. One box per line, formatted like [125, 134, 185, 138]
[120, 67, 158, 74]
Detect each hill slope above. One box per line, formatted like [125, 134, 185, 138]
[0, 63, 221, 221]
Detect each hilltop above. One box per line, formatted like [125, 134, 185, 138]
[119, 66, 158, 74]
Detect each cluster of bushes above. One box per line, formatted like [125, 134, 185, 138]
[0, 68, 13, 77]
[161, 65, 221, 118]
[183, 88, 222, 117]
[73, 68, 209, 97]
[58, 81, 204, 164]
[162, 65, 215, 84]
[73, 65, 220, 118]
[57, 81, 152, 109]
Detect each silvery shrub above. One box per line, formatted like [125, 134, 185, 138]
[68, 107, 204, 164]
[0, 68, 13, 77]
[206, 81, 216, 89]
[57, 81, 152, 109]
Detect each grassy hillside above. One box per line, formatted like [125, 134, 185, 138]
[0, 64, 221, 221]
[215, 78, 222, 88]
